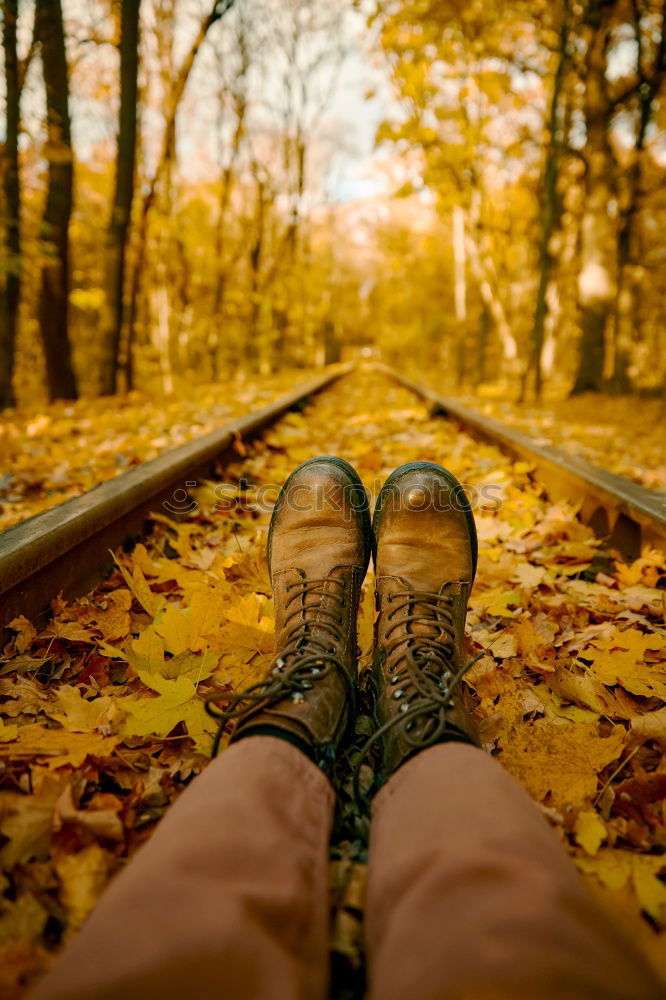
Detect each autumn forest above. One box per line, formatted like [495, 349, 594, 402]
[1, 0, 665, 407]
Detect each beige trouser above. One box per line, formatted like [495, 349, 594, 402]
[32, 737, 661, 1000]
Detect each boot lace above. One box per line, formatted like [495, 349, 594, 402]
[353, 589, 485, 800]
[205, 575, 353, 755]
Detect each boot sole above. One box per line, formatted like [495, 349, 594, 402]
[372, 460, 478, 581]
[266, 456, 373, 576]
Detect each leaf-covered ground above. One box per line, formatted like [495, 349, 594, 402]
[0, 370, 311, 532]
[455, 389, 666, 490]
[0, 370, 665, 997]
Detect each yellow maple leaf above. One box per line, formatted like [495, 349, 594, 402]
[153, 605, 191, 656]
[0, 725, 118, 769]
[162, 649, 217, 682]
[499, 722, 625, 808]
[186, 588, 229, 647]
[586, 629, 666, 698]
[77, 589, 132, 642]
[211, 592, 274, 657]
[128, 627, 166, 672]
[120, 669, 214, 749]
[46, 687, 116, 734]
[48, 622, 95, 643]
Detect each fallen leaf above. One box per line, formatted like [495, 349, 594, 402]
[577, 849, 666, 921]
[120, 669, 214, 749]
[0, 726, 118, 769]
[499, 723, 626, 808]
[54, 844, 114, 932]
[574, 810, 607, 856]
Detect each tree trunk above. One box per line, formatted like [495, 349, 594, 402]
[211, 107, 246, 365]
[572, 0, 615, 395]
[612, 216, 635, 393]
[246, 174, 265, 373]
[529, 0, 569, 399]
[452, 205, 468, 387]
[0, 0, 20, 408]
[99, 0, 140, 396]
[465, 234, 519, 369]
[474, 304, 490, 387]
[610, 0, 666, 392]
[35, 0, 77, 400]
[123, 0, 235, 386]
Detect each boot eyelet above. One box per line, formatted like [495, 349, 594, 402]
[387, 594, 393, 603]
[384, 631, 390, 639]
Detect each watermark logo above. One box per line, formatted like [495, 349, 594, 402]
[163, 481, 199, 515]
[163, 477, 504, 517]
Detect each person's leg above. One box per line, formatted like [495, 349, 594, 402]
[32, 737, 334, 1000]
[366, 742, 661, 1000]
[365, 463, 661, 1000]
[33, 457, 372, 1000]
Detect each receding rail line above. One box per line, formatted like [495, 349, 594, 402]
[0, 364, 351, 631]
[376, 363, 666, 558]
[2, 361, 664, 634]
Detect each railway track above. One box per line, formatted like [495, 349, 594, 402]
[1, 362, 664, 633]
[0, 364, 352, 632]
[377, 364, 666, 557]
[1, 365, 665, 991]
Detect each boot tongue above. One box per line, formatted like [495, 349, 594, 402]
[387, 576, 454, 652]
[287, 567, 343, 656]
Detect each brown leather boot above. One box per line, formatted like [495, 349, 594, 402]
[364, 461, 481, 787]
[207, 457, 371, 774]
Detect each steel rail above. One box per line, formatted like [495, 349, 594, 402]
[376, 364, 666, 557]
[0, 364, 352, 632]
